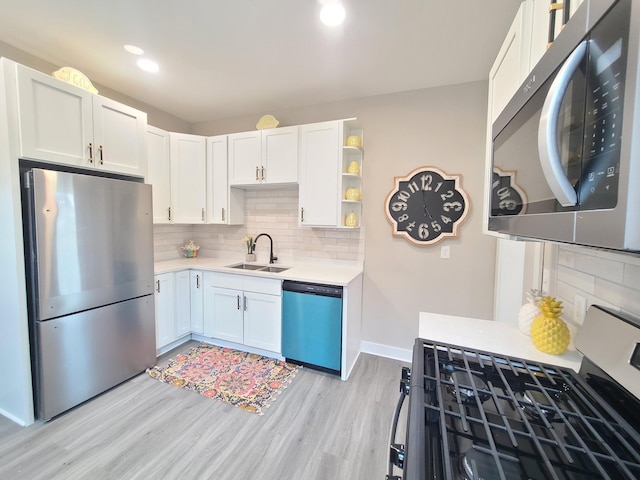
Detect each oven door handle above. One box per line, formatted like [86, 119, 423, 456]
[386, 388, 407, 480]
[538, 40, 587, 207]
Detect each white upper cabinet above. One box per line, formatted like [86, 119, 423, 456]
[228, 126, 298, 185]
[488, 2, 531, 124]
[15, 62, 147, 177]
[298, 121, 341, 227]
[206, 135, 244, 224]
[170, 132, 206, 224]
[529, 0, 585, 72]
[146, 125, 171, 224]
[299, 119, 362, 228]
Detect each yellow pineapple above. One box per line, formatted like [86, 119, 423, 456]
[530, 296, 570, 355]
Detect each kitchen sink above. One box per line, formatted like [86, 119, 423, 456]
[227, 263, 265, 270]
[226, 263, 290, 273]
[259, 266, 290, 273]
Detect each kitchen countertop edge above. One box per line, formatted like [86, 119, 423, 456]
[418, 313, 583, 372]
[154, 257, 364, 286]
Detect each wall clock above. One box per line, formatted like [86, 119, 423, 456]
[384, 166, 470, 246]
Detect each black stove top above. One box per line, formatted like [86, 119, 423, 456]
[404, 340, 640, 480]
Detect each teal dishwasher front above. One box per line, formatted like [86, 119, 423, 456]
[281, 280, 343, 373]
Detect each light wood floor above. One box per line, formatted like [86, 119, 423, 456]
[0, 341, 407, 480]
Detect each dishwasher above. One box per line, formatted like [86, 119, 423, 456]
[281, 280, 343, 374]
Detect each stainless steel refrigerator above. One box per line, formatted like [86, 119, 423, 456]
[21, 167, 156, 421]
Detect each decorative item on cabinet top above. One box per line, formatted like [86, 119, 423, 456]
[384, 166, 470, 246]
[256, 114, 280, 130]
[52, 67, 98, 94]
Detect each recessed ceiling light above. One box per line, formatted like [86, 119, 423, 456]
[137, 58, 159, 73]
[320, 3, 346, 26]
[124, 44, 144, 55]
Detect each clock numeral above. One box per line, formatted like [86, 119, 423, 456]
[407, 181, 419, 194]
[392, 201, 407, 212]
[440, 190, 454, 201]
[441, 215, 452, 224]
[420, 174, 433, 191]
[434, 181, 443, 192]
[418, 223, 430, 239]
[443, 201, 462, 212]
[406, 221, 416, 232]
[398, 213, 409, 222]
[499, 199, 517, 211]
[431, 221, 442, 232]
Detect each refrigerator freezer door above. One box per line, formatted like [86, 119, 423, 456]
[30, 169, 154, 320]
[35, 295, 155, 421]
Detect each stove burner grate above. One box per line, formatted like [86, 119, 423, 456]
[419, 340, 640, 480]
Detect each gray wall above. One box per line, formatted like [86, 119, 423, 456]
[192, 81, 498, 354]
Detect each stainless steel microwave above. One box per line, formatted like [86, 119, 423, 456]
[489, 0, 640, 252]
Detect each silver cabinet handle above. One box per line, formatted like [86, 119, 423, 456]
[168, 207, 171, 221]
[300, 207, 304, 223]
[538, 40, 586, 207]
[201, 208, 205, 222]
[243, 295, 247, 311]
[221, 207, 225, 222]
[261, 166, 265, 181]
[196, 274, 200, 289]
[255, 166, 259, 181]
[88, 143, 93, 163]
[98, 145, 104, 165]
[156, 280, 160, 293]
[237, 295, 241, 310]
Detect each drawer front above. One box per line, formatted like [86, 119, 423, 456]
[243, 276, 282, 296]
[205, 271, 244, 290]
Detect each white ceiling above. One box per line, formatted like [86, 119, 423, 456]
[0, 0, 521, 124]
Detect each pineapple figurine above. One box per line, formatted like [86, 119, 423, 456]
[518, 289, 543, 336]
[530, 296, 571, 355]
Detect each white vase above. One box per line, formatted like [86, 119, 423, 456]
[245, 253, 256, 262]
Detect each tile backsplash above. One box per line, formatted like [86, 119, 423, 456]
[153, 186, 365, 264]
[549, 243, 640, 326]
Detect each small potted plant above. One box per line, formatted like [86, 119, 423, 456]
[243, 236, 256, 262]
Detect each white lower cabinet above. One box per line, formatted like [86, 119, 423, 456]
[174, 270, 191, 338]
[203, 272, 282, 354]
[154, 273, 176, 349]
[190, 270, 204, 334]
[154, 271, 191, 350]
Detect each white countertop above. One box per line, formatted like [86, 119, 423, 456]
[418, 312, 583, 372]
[154, 256, 364, 286]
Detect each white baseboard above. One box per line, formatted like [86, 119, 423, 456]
[0, 407, 31, 427]
[360, 341, 412, 363]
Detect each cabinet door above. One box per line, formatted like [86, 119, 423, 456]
[170, 132, 206, 223]
[154, 273, 176, 349]
[488, 3, 530, 123]
[228, 131, 261, 185]
[174, 270, 191, 338]
[206, 286, 244, 344]
[299, 121, 341, 226]
[243, 291, 282, 353]
[147, 126, 171, 223]
[16, 63, 93, 167]
[190, 270, 204, 334]
[92, 96, 147, 177]
[262, 126, 298, 184]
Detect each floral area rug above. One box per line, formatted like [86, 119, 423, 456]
[147, 343, 299, 415]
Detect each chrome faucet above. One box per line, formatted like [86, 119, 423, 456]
[254, 233, 278, 264]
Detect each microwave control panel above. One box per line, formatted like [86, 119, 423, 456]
[579, 0, 630, 210]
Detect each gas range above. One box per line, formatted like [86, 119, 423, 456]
[387, 306, 640, 479]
